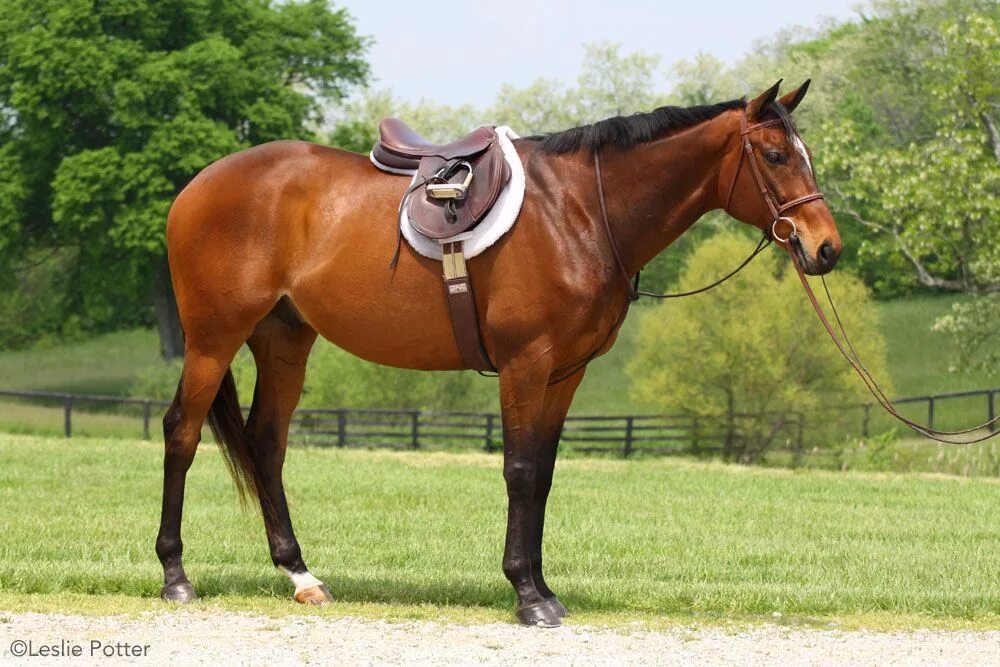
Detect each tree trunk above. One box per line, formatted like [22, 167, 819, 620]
[151, 256, 184, 361]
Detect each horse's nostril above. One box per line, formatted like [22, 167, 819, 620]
[819, 241, 838, 266]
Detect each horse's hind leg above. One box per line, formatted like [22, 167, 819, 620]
[244, 310, 330, 604]
[156, 339, 244, 602]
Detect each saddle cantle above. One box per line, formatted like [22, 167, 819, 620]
[373, 118, 511, 240]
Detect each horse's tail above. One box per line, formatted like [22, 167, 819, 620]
[207, 368, 268, 513]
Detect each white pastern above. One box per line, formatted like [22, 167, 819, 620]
[278, 566, 324, 594]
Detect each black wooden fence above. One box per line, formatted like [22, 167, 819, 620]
[2, 387, 996, 457]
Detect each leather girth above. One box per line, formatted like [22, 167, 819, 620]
[441, 242, 495, 372]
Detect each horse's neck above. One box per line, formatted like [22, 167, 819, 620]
[597, 113, 736, 275]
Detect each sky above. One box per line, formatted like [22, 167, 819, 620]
[339, 0, 863, 108]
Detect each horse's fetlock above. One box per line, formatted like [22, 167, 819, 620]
[155, 535, 182, 563]
[269, 537, 303, 570]
[503, 556, 530, 582]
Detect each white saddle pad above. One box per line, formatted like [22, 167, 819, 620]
[369, 126, 525, 260]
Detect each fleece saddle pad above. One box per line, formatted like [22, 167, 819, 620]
[369, 126, 525, 260]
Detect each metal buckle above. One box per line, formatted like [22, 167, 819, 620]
[427, 161, 474, 200]
[772, 217, 797, 244]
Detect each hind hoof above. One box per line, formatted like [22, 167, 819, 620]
[515, 601, 562, 628]
[161, 582, 197, 603]
[294, 584, 333, 606]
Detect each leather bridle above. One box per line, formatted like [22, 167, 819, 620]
[722, 111, 824, 237]
[593, 106, 999, 442]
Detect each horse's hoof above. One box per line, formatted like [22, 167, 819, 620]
[294, 584, 333, 606]
[546, 596, 569, 618]
[515, 601, 562, 628]
[160, 582, 197, 603]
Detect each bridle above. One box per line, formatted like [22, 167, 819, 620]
[723, 110, 824, 241]
[593, 106, 1000, 442]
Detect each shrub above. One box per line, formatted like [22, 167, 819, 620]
[627, 231, 891, 463]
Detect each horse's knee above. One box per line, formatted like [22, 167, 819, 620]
[503, 457, 537, 497]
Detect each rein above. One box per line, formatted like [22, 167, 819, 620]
[789, 251, 1000, 444]
[595, 106, 1000, 443]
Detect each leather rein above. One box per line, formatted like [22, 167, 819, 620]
[594, 107, 1000, 443]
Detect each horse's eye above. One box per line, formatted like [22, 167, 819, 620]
[765, 151, 786, 165]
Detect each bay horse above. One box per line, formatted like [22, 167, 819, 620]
[157, 80, 841, 626]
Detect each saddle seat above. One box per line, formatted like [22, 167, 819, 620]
[372, 117, 511, 241]
[374, 118, 496, 170]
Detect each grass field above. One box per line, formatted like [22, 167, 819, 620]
[1, 434, 998, 629]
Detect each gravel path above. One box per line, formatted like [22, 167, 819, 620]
[1, 611, 997, 666]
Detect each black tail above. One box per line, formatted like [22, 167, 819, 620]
[207, 369, 268, 514]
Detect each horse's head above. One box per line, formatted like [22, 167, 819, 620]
[721, 80, 841, 275]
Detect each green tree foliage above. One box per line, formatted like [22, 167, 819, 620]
[0, 0, 369, 352]
[328, 89, 477, 154]
[627, 232, 890, 462]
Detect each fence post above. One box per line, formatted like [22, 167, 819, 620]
[484, 414, 494, 452]
[63, 395, 72, 438]
[410, 411, 420, 449]
[623, 416, 634, 458]
[142, 400, 152, 440]
[927, 397, 935, 430]
[989, 391, 997, 434]
[862, 404, 871, 438]
[337, 410, 347, 447]
[690, 415, 700, 455]
[793, 413, 805, 468]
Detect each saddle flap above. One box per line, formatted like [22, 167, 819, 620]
[406, 144, 511, 240]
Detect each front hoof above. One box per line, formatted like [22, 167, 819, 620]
[546, 596, 569, 618]
[515, 601, 562, 628]
[160, 582, 197, 603]
[294, 584, 333, 606]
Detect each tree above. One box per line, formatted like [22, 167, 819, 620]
[489, 42, 669, 132]
[0, 0, 369, 357]
[815, 1, 1000, 297]
[327, 89, 477, 154]
[627, 232, 890, 463]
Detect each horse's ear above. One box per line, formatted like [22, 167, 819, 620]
[747, 80, 783, 120]
[778, 79, 811, 113]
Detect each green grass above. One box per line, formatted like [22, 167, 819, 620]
[1, 434, 998, 629]
[878, 295, 997, 396]
[0, 329, 159, 395]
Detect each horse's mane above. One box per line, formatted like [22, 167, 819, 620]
[529, 98, 747, 155]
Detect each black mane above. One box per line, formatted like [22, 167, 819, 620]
[531, 99, 746, 154]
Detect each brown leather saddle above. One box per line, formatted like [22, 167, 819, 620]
[373, 118, 510, 239]
[373, 118, 513, 373]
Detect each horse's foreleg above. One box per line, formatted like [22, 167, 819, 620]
[156, 344, 241, 602]
[245, 320, 331, 605]
[527, 369, 586, 619]
[498, 350, 566, 627]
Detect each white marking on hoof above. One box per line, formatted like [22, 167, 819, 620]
[278, 566, 324, 596]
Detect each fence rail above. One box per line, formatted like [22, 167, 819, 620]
[1, 387, 997, 458]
